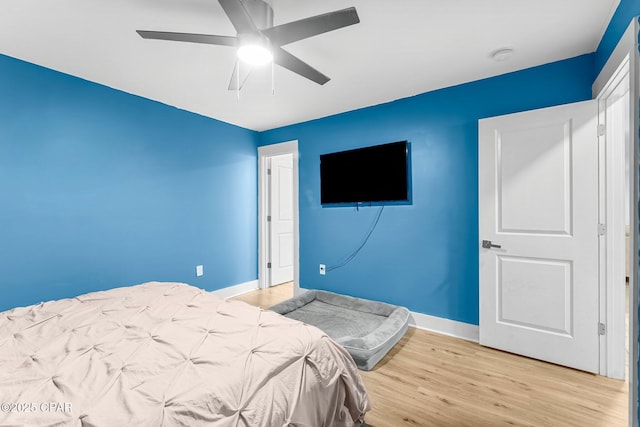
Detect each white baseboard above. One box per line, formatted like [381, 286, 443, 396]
[298, 287, 478, 343]
[212, 280, 259, 299]
[409, 311, 479, 343]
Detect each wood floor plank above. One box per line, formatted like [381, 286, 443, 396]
[232, 283, 628, 426]
[230, 281, 293, 308]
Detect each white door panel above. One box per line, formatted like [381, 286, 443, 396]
[497, 256, 572, 335]
[498, 122, 572, 234]
[479, 100, 599, 373]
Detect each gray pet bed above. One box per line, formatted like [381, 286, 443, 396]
[269, 290, 410, 370]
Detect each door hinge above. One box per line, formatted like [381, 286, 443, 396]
[599, 322, 606, 335]
[598, 223, 606, 236]
[267, 215, 271, 222]
[267, 262, 272, 269]
[267, 168, 272, 175]
[597, 124, 606, 137]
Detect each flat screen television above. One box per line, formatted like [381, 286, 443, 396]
[320, 141, 409, 204]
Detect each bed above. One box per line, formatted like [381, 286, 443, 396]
[0, 282, 370, 426]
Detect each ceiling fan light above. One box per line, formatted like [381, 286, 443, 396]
[237, 44, 273, 66]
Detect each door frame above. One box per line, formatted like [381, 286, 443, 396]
[257, 140, 300, 291]
[597, 55, 630, 380]
[593, 18, 638, 427]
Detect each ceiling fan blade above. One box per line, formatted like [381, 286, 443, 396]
[273, 47, 329, 85]
[262, 7, 359, 46]
[137, 30, 238, 46]
[218, 0, 258, 34]
[228, 61, 252, 91]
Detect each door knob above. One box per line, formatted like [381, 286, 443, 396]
[482, 240, 501, 249]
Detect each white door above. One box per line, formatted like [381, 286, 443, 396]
[478, 100, 599, 373]
[269, 154, 294, 286]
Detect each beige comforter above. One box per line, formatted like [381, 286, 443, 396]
[0, 282, 370, 426]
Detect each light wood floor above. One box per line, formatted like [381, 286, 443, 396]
[233, 283, 628, 427]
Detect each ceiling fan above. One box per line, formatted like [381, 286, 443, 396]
[136, 0, 360, 90]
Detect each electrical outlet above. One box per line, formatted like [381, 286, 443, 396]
[196, 265, 204, 277]
[319, 264, 326, 275]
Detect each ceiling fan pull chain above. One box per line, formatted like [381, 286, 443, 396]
[271, 61, 275, 95]
[236, 60, 241, 100]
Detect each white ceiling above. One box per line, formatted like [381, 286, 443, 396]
[0, 0, 619, 131]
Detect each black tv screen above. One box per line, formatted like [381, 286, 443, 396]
[320, 141, 409, 204]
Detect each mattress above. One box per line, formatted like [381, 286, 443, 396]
[0, 282, 370, 426]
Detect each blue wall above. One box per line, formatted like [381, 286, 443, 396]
[260, 54, 594, 325]
[0, 54, 259, 312]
